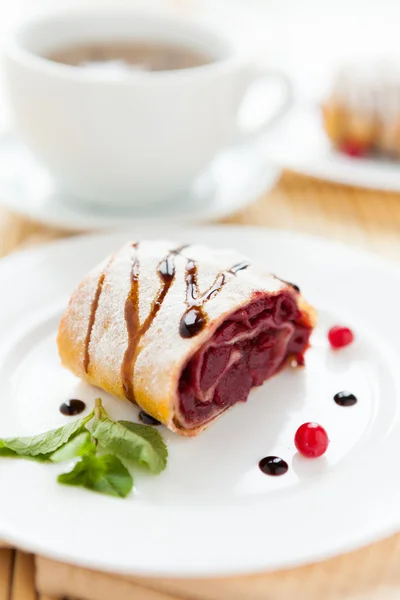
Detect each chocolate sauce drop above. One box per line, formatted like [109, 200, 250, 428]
[334, 391, 357, 406]
[139, 410, 161, 426]
[179, 307, 207, 338]
[60, 399, 86, 416]
[259, 456, 288, 476]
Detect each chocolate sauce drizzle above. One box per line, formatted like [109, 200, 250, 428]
[121, 243, 141, 401]
[179, 260, 251, 338]
[83, 255, 114, 374]
[274, 275, 300, 294]
[121, 244, 188, 402]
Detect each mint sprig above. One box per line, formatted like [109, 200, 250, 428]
[0, 399, 167, 498]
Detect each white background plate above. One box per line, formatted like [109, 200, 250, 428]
[0, 226, 399, 577]
[263, 107, 400, 191]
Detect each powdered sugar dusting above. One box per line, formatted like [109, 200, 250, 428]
[332, 59, 400, 123]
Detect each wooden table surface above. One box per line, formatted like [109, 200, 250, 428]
[1, 171, 400, 600]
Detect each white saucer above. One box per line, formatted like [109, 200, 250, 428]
[0, 225, 400, 576]
[0, 133, 279, 231]
[263, 106, 400, 192]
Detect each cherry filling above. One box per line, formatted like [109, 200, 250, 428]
[178, 290, 312, 429]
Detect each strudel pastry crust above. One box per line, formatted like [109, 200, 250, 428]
[58, 241, 315, 436]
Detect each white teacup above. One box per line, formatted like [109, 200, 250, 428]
[4, 10, 290, 208]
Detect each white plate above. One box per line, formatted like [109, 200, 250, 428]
[0, 134, 279, 231]
[0, 225, 399, 577]
[263, 106, 400, 191]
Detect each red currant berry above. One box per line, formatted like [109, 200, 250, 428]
[328, 325, 354, 349]
[295, 422, 329, 458]
[340, 140, 367, 158]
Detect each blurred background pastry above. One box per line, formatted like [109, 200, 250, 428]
[323, 60, 400, 158]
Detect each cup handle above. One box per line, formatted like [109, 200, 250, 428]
[235, 67, 292, 144]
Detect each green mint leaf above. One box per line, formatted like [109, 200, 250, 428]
[50, 431, 96, 463]
[0, 411, 94, 458]
[0, 447, 52, 462]
[118, 421, 168, 471]
[58, 454, 133, 498]
[0, 447, 19, 458]
[91, 418, 167, 474]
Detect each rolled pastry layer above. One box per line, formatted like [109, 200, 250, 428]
[58, 241, 316, 436]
